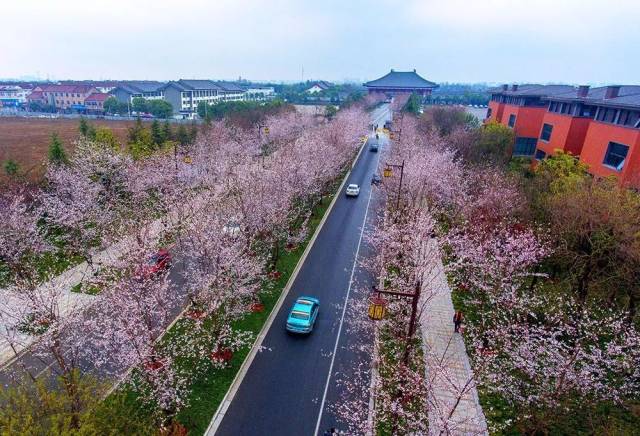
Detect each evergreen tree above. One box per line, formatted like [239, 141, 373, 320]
[79, 117, 96, 139]
[176, 125, 190, 146]
[189, 122, 198, 144]
[79, 118, 89, 137]
[162, 120, 172, 142]
[150, 119, 164, 146]
[127, 118, 145, 143]
[3, 160, 19, 177]
[48, 133, 68, 165]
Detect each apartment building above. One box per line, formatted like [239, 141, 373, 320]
[111, 81, 166, 104]
[84, 92, 111, 114]
[27, 84, 97, 111]
[161, 80, 224, 115]
[244, 86, 276, 101]
[487, 84, 640, 187]
[0, 85, 32, 107]
[486, 84, 575, 156]
[217, 82, 246, 102]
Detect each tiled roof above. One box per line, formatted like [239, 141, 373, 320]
[309, 81, 333, 90]
[217, 82, 245, 92]
[85, 92, 110, 102]
[364, 70, 438, 89]
[491, 84, 577, 97]
[40, 84, 96, 93]
[548, 85, 640, 109]
[27, 91, 44, 100]
[116, 81, 166, 94]
[165, 80, 224, 91]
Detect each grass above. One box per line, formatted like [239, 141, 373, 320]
[450, 282, 640, 435]
[374, 320, 426, 436]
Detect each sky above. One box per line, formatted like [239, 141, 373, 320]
[2, 0, 639, 85]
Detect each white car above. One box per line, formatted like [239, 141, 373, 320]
[345, 184, 360, 197]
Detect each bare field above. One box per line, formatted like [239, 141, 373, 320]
[0, 117, 134, 183]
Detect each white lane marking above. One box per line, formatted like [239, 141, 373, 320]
[313, 151, 381, 436]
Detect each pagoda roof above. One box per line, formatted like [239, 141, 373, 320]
[364, 69, 438, 89]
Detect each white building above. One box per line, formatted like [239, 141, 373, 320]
[0, 85, 31, 107]
[245, 86, 276, 101]
[111, 81, 166, 104]
[305, 81, 333, 94]
[162, 80, 225, 115]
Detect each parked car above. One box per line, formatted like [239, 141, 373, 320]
[286, 296, 320, 334]
[345, 184, 360, 197]
[371, 174, 382, 185]
[137, 249, 172, 277]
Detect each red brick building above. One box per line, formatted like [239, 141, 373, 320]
[84, 92, 110, 114]
[486, 84, 575, 156]
[487, 84, 640, 187]
[31, 84, 98, 112]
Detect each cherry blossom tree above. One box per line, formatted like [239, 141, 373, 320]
[0, 188, 49, 280]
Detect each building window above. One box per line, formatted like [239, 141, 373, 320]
[508, 114, 516, 128]
[540, 123, 553, 142]
[534, 149, 547, 160]
[603, 142, 629, 171]
[486, 107, 492, 119]
[513, 137, 537, 156]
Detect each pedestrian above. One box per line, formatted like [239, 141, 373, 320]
[376, 133, 379, 140]
[453, 310, 463, 333]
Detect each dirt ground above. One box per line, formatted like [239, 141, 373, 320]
[0, 117, 134, 184]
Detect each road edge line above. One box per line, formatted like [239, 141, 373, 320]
[205, 135, 370, 436]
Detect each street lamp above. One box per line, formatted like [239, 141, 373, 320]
[383, 160, 405, 210]
[369, 281, 422, 364]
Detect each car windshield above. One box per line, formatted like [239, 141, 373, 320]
[297, 299, 313, 306]
[290, 311, 309, 320]
[348, 184, 358, 189]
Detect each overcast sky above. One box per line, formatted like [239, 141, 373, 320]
[2, 0, 638, 85]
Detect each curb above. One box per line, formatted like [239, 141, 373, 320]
[205, 136, 370, 436]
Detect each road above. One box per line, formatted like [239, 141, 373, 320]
[213, 104, 391, 435]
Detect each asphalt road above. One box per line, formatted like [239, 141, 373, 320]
[214, 105, 391, 436]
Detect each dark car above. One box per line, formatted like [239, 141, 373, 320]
[369, 143, 379, 152]
[137, 249, 172, 277]
[371, 173, 382, 185]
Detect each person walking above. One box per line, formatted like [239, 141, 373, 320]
[453, 310, 463, 333]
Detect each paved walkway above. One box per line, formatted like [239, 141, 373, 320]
[0, 217, 171, 367]
[419, 237, 488, 435]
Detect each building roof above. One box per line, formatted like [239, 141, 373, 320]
[38, 84, 96, 94]
[164, 80, 224, 91]
[85, 92, 110, 102]
[548, 85, 640, 109]
[364, 69, 438, 89]
[490, 84, 577, 97]
[26, 91, 44, 100]
[115, 81, 166, 94]
[217, 82, 245, 92]
[309, 81, 333, 90]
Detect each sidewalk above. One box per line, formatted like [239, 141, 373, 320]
[0, 216, 171, 367]
[419, 237, 488, 435]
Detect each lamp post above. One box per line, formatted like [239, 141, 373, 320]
[383, 160, 405, 210]
[370, 280, 422, 364]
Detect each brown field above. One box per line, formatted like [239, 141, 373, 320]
[0, 117, 134, 184]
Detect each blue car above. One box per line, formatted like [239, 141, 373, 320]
[286, 296, 320, 334]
